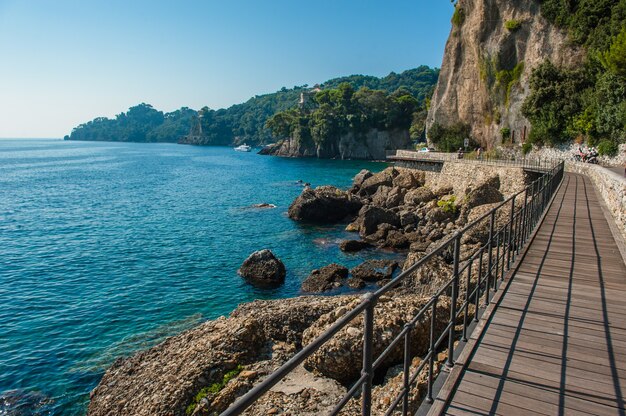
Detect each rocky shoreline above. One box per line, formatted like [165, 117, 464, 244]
[87, 164, 530, 416]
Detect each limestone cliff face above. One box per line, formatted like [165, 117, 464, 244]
[427, 0, 585, 148]
[260, 128, 410, 160]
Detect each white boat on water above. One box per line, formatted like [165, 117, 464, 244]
[234, 144, 252, 152]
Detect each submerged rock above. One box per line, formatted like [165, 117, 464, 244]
[301, 264, 349, 293]
[288, 186, 362, 223]
[238, 250, 286, 287]
[250, 203, 276, 209]
[339, 239, 371, 253]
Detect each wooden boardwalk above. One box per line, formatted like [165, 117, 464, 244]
[429, 173, 626, 416]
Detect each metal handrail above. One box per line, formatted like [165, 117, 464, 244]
[388, 150, 558, 171]
[221, 160, 565, 416]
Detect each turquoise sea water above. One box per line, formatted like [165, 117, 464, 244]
[0, 139, 398, 415]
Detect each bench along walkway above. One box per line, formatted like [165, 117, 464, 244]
[429, 173, 626, 415]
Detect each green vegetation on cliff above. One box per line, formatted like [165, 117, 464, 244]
[265, 83, 420, 148]
[524, 0, 626, 154]
[67, 66, 439, 145]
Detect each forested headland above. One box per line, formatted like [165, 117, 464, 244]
[66, 66, 439, 146]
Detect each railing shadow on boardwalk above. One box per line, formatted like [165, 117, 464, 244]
[221, 161, 566, 416]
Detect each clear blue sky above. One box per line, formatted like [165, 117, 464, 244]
[0, 0, 453, 138]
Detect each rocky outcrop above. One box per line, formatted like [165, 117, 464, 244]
[288, 186, 363, 223]
[340, 166, 526, 251]
[238, 250, 286, 287]
[261, 128, 411, 160]
[426, 0, 585, 148]
[87, 296, 358, 416]
[302, 295, 451, 383]
[301, 264, 349, 293]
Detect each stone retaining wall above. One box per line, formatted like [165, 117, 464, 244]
[565, 162, 626, 241]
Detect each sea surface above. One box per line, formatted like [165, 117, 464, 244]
[0, 139, 398, 415]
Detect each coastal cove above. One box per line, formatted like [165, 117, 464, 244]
[0, 139, 399, 415]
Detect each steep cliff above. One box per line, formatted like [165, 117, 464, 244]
[426, 0, 585, 149]
[260, 128, 410, 160]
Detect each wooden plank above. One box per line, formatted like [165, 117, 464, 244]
[466, 361, 623, 409]
[459, 370, 622, 415]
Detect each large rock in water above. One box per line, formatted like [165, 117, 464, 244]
[288, 186, 362, 223]
[301, 264, 349, 293]
[238, 250, 286, 287]
[339, 239, 371, 252]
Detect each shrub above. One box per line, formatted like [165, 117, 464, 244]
[428, 122, 472, 152]
[597, 139, 619, 156]
[505, 19, 522, 31]
[452, 7, 465, 27]
[522, 142, 533, 155]
[496, 62, 525, 106]
[500, 127, 511, 143]
[185, 365, 243, 415]
[437, 196, 457, 214]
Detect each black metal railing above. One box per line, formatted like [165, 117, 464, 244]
[221, 160, 565, 416]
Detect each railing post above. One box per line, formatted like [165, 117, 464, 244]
[462, 259, 472, 342]
[494, 231, 501, 289]
[521, 188, 529, 247]
[486, 210, 495, 304]
[530, 180, 538, 229]
[447, 232, 461, 368]
[402, 326, 412, 416]
[507, 195, 516, 270]
[476, 250, 483, 320]
[426, 296, 438, 404]
[362, 300, 375, 416]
